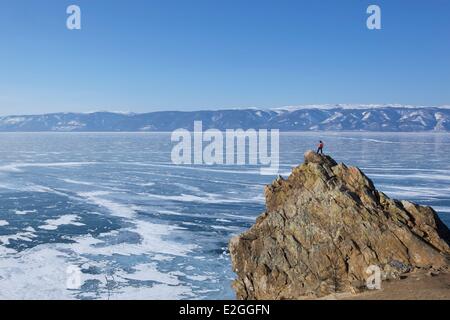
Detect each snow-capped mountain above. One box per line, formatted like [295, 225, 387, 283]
[0, 105, 449, 132]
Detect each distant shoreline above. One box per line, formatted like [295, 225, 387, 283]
[1, 106, 449, 132]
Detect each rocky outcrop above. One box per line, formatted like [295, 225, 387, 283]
[229, 151, 450, 300]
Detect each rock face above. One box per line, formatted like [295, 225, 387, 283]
[229, 151, 450, 300]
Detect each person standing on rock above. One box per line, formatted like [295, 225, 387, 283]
[316, 141, 324, 155]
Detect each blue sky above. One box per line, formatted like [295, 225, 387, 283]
[0, 0, 449, 115]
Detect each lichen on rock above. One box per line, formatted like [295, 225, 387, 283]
[229, 150, 450, 300]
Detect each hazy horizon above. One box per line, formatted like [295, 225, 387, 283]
[1, 103, 450, 117]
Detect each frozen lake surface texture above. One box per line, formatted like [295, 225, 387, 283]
[0, 132, 449, 299]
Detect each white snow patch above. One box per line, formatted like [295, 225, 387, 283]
[0, 220, 9, 226]
[38, 215, 85, 231]
[15, 210, 37, 215]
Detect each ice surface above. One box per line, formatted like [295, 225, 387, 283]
[0, 132, 449, 300]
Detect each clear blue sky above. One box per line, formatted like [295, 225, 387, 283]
[0, 0, 449, 115]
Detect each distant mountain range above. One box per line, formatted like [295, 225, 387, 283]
[1, 105, 450, 132]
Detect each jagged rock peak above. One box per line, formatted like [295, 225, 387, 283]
[303, 150, 338, 167]
[229, 152, 450, 300]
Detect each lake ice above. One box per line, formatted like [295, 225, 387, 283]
[0, 132, 449, 299]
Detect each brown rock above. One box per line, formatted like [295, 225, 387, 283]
[229, 151, 450, 300]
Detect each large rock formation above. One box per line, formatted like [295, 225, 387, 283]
[229, 151, 450, 300]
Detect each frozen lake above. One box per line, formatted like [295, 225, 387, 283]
[0, 132, 449, 299]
